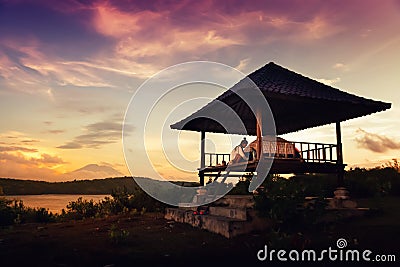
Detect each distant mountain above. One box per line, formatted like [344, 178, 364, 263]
[63, 164, 123, 179]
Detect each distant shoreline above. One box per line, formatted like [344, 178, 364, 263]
[0, 177, 199, 196]
[0, 177, 139, 195]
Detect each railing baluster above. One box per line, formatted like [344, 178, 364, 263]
[300, 143, 303, 159]
[313, 145, 315, 162]
[314, 145, 317, 162]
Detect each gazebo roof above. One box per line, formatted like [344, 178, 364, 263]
[170, 62, 391, 135]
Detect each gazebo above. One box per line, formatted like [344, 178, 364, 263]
[170, 62, 391, 188]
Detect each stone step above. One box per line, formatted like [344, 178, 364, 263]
[208, 206, 248, 221]
[200, 215, 249, 238]
[165, 207, 270, 238]
[213, 195, 255, 208]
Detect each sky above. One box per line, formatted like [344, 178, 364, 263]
[0, 0, 400, 182]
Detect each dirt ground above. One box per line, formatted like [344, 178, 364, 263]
[1, 212, 269, 267]
[1, 197, 399, 267]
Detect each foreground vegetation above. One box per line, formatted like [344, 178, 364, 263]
[0, 163, 399, 265]
[219, 162, 400, 248]
[1, 162, 399, 227]
[1, 196, 399, 266]
[0, 186, 165, 227]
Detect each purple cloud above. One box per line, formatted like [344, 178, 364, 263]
[355, 128, 400, 153]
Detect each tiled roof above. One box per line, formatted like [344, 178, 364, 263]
[171, 62, 391, 135]
[232, 62, 383, 104]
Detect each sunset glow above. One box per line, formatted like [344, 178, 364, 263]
[1, 0, 399, 181]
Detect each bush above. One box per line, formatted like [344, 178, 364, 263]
[1, 185, 167, 226]
[0, 198, 15, 226]
[65, 197, 100, 220]
[254, 175, 328, 231]
[109, 223, 130, 245]
[0, 198, 55, 226]
[228, 179, 252, 195]
[345, 166, 400, 197]
[62, 186, 166, 220]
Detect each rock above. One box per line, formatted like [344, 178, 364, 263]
[334, 187, 350, 200]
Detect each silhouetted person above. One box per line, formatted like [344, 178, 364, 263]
[229, 137, 248, 164]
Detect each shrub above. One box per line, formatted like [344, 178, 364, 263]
[0, 198, 55, 226]
[228, 179, 252, 195]
[254, 175, 328, 231]
[345, 166, 400, 197]
[109, 223, 130, 245]
[66, 197, 99, 219]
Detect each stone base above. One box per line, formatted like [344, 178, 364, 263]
[327, 198, 358, 209]
[328, 187, 360, 209]
[334, 187, 350, 200]
[165, 195, 270, 238]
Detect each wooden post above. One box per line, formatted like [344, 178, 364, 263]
[256, 109, 262, 160]
[336, 122, 344, 186]
[199, 131, 205, 185]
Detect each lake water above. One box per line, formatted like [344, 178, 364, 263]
[3, 194, 110, 214]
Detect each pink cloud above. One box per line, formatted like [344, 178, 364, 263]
[88, 0, 365, 67]
[3, 0, 398, 86]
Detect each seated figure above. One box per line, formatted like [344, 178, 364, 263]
[228, 137, 249, 164]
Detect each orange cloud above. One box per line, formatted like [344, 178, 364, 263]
[0, 158, 61, 180]
[0, 146, 38, 153]
[0, 139, 67, 179]
[0, 151, 63, 179]
[32, 153, 67, 165]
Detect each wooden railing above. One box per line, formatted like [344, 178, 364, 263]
[205, 153, 230, 167]
[295, 142, 337, 163]
[262, 140, 337, 163]
[204, 141, 338, 167]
